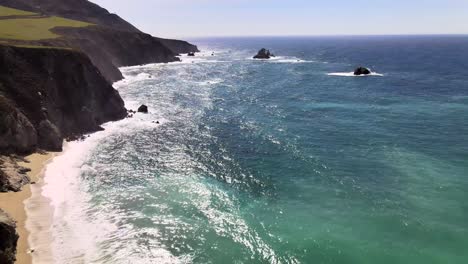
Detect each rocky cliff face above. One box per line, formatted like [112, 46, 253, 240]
[54, 27, 185, 82]
[0, 96, 37, 154]
[0, 210, 18, 264]
[156, 38, 200, 55]
[0, 45, 127, 154]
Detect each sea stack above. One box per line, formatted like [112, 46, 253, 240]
[138, 105, 149, 113]
[188, 52, 196, 57]
[354, 67, 371, 76]
[253, 48, 274, 59]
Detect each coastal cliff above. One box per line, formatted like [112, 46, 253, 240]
[0, 45, 127, 154]
[53, 26, 187, 82]
[0, 0, 199, 83]
[0, 2, 198, 261]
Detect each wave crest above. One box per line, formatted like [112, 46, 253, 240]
[328, 72, 384, 77]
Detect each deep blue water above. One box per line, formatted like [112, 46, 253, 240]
[48, 36, 468, 263]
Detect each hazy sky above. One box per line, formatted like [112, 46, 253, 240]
[91, 0, 468, 38]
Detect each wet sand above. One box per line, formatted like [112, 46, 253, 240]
[0, 152, 58, 264]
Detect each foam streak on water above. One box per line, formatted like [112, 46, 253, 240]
[327, 71, 384, 77]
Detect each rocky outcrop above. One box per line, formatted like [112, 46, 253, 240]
[253, 48, 274, 59]
[156, 38, 199, 55]
[0, 96, 38, 154]
[0, 210, 18, 264]
[354, 67, 371, 76]
[0, 45, 127, 154]
[0, 156, 30, 192]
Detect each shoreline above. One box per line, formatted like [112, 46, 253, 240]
[0, 151, 59, 264]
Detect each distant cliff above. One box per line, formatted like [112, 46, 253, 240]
[0, 0, 199, 82]
[54, 26, 188, 82]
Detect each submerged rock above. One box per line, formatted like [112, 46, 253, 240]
[354, 67, 371, 75]
[253, 48, 274, 59]
[0, 210, 18, 264]
[188, 52, 195, 57]
[138, 105, 149, 113]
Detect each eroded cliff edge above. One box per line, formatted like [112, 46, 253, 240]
[0, 45, 127, 154]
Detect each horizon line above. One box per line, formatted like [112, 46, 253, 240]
[166, 33, 468, 39]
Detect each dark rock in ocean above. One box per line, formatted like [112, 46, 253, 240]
[0, 156, 30, 192]
[354, 67, 371, 76]
[253, 48, 274, 59]
[188, 52, 195, 57]
[0, 210, 18, 264]
[138, 105, 149, 113]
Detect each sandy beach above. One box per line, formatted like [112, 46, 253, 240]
[0, 152, 58, 264]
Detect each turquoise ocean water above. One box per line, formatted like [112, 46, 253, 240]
[44, 36, 468, 264]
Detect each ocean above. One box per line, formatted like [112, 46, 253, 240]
[41, 36, 468, 264]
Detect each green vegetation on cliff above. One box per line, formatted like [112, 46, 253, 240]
[0, 5, 36, 17]
[0, 7, 92, 41]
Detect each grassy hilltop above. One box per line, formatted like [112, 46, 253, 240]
[0, 5, 92, 44]
[0, 6, 35, 17]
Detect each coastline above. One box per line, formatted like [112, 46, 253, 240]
[0, 151, 59, 264]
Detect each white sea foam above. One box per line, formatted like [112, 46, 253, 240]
[176, 49, 230, 64]
[119, 52, 226, 72]
[328, 71, 384, 77]
[249, 56, 313, 64]
[39, 46, 292, 263]
[42, 137, 110, 262]
[40, 107, 167, 263]
[197, 78, 224, 86]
